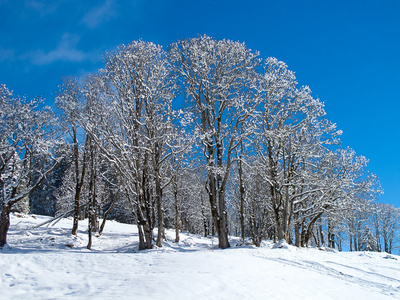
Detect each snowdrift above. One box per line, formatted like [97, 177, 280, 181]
[1, 213, 400, 299]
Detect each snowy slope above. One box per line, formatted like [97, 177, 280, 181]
[1, 213, 400, 300]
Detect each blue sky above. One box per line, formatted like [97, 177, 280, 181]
[1, 0, 399, 207]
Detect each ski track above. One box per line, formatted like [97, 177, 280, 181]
[251, 253, 400, 298]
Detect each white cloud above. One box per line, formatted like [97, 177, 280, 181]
[82, 0, 116, 29]
[29, 33, 88, 65]
[0, 48, 14, 61]
[24, 0, 60, 15]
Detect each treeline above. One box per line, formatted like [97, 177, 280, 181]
[1, 36, 399, 252]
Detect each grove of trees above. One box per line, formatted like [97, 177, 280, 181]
[1, 36, 399, 253]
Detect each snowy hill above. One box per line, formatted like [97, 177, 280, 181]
[1, 213, 400, 299]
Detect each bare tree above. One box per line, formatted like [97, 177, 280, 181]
[254, 57, 340, 243]
[82, 41, 175, 250]
[0, 85, 61, 247]
[374, 203, 400, 253]
[169, 35, 261, 249]
[56, 78, 88, 236]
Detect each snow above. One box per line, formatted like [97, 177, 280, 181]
[1, 213, 400, 299]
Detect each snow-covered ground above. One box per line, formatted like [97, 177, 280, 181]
[1, 214, 400, 299]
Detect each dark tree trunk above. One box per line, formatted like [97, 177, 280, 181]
[207, 173, 230, 249]
[294, 220, 301, 247]
[354, 234, 358, 251]
[319, 222, 325, 247]
[350, 234, 353, 251]
[216, 135, 231, 249]
[135, 153, 153, 251]
[72, 129, 80, 236]
[136, 196, 153, 250]
[301, 229, 306, 247]
[274, 205, 285, 241]
[328, 232, 335, 249]
[303, 212, 323, 246]
[99, 190, 119, 235]
[87, 225, 93, 250]
[0, 205, 10, 248]
[136, 202, 148, 250]
[200, 196, 208, 238]
[217, 190, 230, 249]
[72, 132, 87, 236]
[217, 224, 230, 249]
[143, 221, 153, 249]
[200, 106, 231, 249]
[87, 137, 96, 250]
[173, 179, 180, 243]
[238, 146, 246, 243]
[328, 220, 335, 248]
[203, 218, 208, 238]
[155, 165, 165, 247]
[384, 235, 389, 253]
[137, 222, 146, 250]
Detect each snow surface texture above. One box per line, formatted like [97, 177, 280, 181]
[1, 214, 400, 299]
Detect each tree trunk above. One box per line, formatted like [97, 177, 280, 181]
[274, 204, 285, 241]
[384, 236, 389, 253]
[72, 129, 80, 236]
[173, 179, 180, 243]
[373, 216, 381, 252]
[216, 136, 231, 249]
[208, 189, 230, 248]
[303, 212, 323, 246]
[319, 222, 325, 247]
[143, 221, 153, 249]
[294, 220, 301, 247]
[71, 191, 81, 235]
[87, 138, 96, 250]
[200, 196, 208, 238]
[203, 127, 230, 249]
[136, 193, 153, 250]
[137, 223, 146, 250]
[137, 205, 152, 250]
[328, 220, 335, 248]
[99, 190, 119, 235]
[0, 205, 10, 248]
[217, 188, 230, 249]
[72, 133, 87, 236]
[155, 166, 165, 247]
[136, 153, 153, 251]
[217, 224, 230, 249]
[354, 234, 358, 251]
[336, 232, 342, 251]
[238, 148, 246, 243]
[350, 234, 353, 251]
[87, 225, 93, 250]
[206, 163, 230, 248]
[282, 185, 290, 242]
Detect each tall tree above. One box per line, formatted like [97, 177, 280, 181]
[84, 41, 174, 250]
[254, 57, 340, 243]
[169, 35, 261, 248]
[56, 78, 88, 236]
